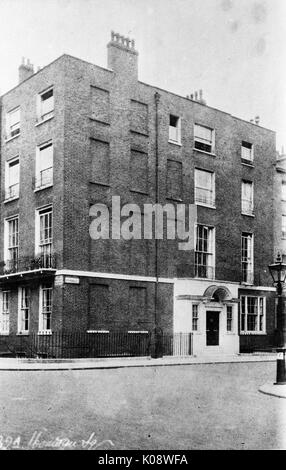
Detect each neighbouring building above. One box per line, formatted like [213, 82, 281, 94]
[0, 32, 277, 356]
[274, 152, 286, 261]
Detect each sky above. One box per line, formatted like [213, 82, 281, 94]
[0, 0, 285, 150]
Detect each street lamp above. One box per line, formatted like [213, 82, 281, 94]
[269, 253, 286, 385]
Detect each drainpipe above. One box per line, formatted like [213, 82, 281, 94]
[151, 91, 163, 358]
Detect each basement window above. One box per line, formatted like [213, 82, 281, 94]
[169, 115, 181, 144]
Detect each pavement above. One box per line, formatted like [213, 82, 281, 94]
[2, 352, 285, 399]
[0, 352, 277, 371]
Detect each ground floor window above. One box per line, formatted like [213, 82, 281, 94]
[39, 285, 53, 332]
[0, 291, 10, 334]
[240, 296, 265, 333]
[192, 304, 199, 331]
[226, 306, 233, 332]
[18, 287, 30, 333]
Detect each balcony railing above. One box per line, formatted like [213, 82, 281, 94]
[176, 263, 258, 284]
[195, 190, 215, 207]
[0, 253, 56, 275]
[194, 264, 215, 280]
[5, 183, 19, 200]
[35, 167, 53, 189]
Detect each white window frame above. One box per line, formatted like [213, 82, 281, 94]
[240, 295, 266, 334]
[35, 141, 53, 190]
[282, 181, 286, 201]
[195, 225, 215, 279]
[192, 304, 199, 332]
[282, 215, 286, 239]
[241, 232, 254, 284]
[35, 206, 53, 266]
[6, 107, 20, 139]
[169, 115, 181, 145]
[18, 287, 30, 334]
[39, 285, 53, 334]
[4, 216, 19, 272]
[194, 124, 215, 154]
[241, 180, 254, 216]
[241, 141, 253, 163]
[0, 291, 10, 335]
[226, 305, 233, 332]
[195, 168, 215, 207]
[37, 86, 54, 122]
[5, 156, 20, 201]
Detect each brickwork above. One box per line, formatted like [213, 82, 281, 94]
[0, 33, 277, 351]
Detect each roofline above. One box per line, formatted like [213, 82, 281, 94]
[0, 53, 276, 134]
[0, 53, 114, 99]
[138, 80, 276, 134]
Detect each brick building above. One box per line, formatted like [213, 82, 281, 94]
[0, 32, 277, 356]
[274, 152, 286, 261]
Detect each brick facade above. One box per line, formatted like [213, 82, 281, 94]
[0, 32, 277, 355]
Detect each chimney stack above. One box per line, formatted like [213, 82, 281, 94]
[107, 31, 138, 81]
[18, 57, 34, 83]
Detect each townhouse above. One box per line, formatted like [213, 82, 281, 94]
[0, 32, 276, 356]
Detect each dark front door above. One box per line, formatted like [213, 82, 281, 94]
[206, 311, 219, 346]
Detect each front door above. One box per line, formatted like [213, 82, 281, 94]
[206, 311, 219, 346]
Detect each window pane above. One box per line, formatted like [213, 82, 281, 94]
[195, 124, 212, 142]
[39, 144, 53, 171]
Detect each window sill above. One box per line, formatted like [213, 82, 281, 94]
[34, 184, 53, 193]
[0, 332, 9, 336]
[166, 196, 183, 202]
[35, 115, 54, 127]
[5, 133, 20, 143]
[130, 129, 149, 137]
[193, 147, 216, 157]
[168, 140, 182, 147]
[130, 189, 149, 196]
[87, 330, 110, 333]
[38, 330, 52, 335]
[17, 331, 29, 336]
[240, 332, 267, 336]
[194, 276, 215, 281]
[89, 181, 110, 188]
[241, 212, 255, 217]
[89, 117, 110, 126]
[241, 161, 254, 167]
[4, 196, 19, 204]
[195, 202, 216, 209]
[240, 282, 254, 286]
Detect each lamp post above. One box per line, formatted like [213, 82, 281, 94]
[268, 253, 286, 385]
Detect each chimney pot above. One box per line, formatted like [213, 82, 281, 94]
[18, 57, 34, 83]
[255, 115, 260, 125]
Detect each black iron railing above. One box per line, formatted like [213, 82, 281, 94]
[0, 253, 56, 275]
[0, 331, 193, 359]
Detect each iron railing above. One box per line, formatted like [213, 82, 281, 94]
[35, 167, 53, 189]
[0, 331, 193, 359]
[5, 183, 19, 200]
[0, 253, 56, 275]
[240, 333, 276, 353]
